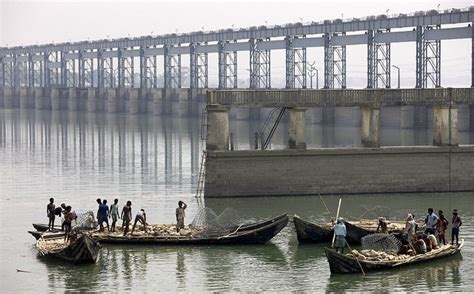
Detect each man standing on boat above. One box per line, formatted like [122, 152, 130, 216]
[97, 199, 110, 232]
[424, 208, 439, 235]
[334, 219, 346, 253]
[47, 198, 56, 231]
[176, 201, 187, 232]
[121, 201, 132, 236]
[451, 209, 462, 246]
[109, 199, 120, 232]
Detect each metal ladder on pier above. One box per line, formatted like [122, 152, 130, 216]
[259, 107, 286, 150]
[195, 107, 208, 207]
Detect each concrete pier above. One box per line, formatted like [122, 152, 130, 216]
[400, 106, 415, 129]
[3, 87, 13, 109]
[20, 87, 29, 108]
[361, 107, 380, 147]
[206, 105, 230, 151]
[287, 107, 307, 149]
[87, 88, 97, 112]
[35, 88, 44, 110]
[433, 106, 458, 146]
[107, 88, 117, 113]
[51, 88, 60, 110]
[152, 89, 163, 115]
[129, 89, 139, 114]
[68, 88, 77, 111]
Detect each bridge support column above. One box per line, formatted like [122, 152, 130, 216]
[106, 88, 117, 113]
[51, 88, 60, 110]
[206, 105, 230, 151]
[20, 87, 29, 108]
[87, 88, 97, 112]
[400, 106, 415, 129]
[4, 87, 13, 109]
[287, 107, 307, 149]
[129, 88, 139, 114]
[35, 87, 44, 110]
[361, 106, 380, 147]
[433, 106, 458, 146]
[68, 88, 77, 111]
[152, 89, 163, 115]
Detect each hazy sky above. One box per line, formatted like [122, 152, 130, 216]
[0, 0, 472, 87]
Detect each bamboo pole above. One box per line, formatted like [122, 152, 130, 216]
[331, 198, 342, 248]
[345, 240, 366, 275]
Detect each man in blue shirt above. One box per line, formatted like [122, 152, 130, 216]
[97, 199, 110, 232]
[334, 218, 347, 253]
[424, 208, 439, 235]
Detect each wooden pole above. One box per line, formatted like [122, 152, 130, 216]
[331, 198, 342, 248]
[345, 239, 366, 275]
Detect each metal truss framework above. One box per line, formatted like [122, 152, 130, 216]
[190, 43, 209, 89]
[142, 49, 158, 88]
[218, 41, 237, 89]
[286, 36, 307, 89]
[368, 29, 391, 88]
[18, 58, 29, 87]
[65, 56, 77, 87]
[250, 38, 271, 89]
[325, 33, 346, 89]
[46, 51, 61, 87]
[416, 25, 441, 88]
[164, 45, 181, 89]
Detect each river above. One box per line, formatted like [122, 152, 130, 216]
[0, 107, 473, 292]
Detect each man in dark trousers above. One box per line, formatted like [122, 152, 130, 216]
[97, 199, 110, 232]
[451, 209, 463, 246]
[46, 198, 56, 231]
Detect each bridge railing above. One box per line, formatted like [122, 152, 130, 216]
[207, 88, 474, 108]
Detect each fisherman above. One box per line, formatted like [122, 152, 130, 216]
[109, 199, 120, 232]
[97, 199, 110, 232]
[59, 203, 67, 231]
[334, 218, 347, 254]
[96, 198, 102, 221]
[176, 201, 187, 232]
[414, 235, 427, 254]
[121, 201, 132, 236]
[63, 206, 74, 242]
[376, 217, 388, 234]
[403, 214, 417, 244]
[451, 209, 463, 246]
[46, 198, 56, 231]
[427, 232, 439, 250]
[131, 209, 147, 234]
[437, 210, 449, 245]
[422, 234, 432, 252]
[424, 208, 439, 235]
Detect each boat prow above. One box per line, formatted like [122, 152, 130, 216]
[36, 235, 101, 264]
[293, 215, 333, 243]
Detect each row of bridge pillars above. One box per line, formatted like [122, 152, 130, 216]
[0, 87, 205, 115]
[207, 104, 462, 150]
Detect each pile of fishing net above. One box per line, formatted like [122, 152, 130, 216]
[361, 233, 402, 254]
[73, 211, 98, 231]
[190, 207, 248, 237]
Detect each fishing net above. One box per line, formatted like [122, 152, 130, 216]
[73, 211, 98, 231]
[191, 207, 246, 237]
[361, 234, 401, 254]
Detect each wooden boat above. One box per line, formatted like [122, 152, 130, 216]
[293, 215, 408, 244]
[324, 240, 464, 274]
[28, 230, 65, 240]
[90, 213, 289, 245]
[293, 215, 333, 243]
[33, 223, 61, 232]
[36, 235, 101, 264]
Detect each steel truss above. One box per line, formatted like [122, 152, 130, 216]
[423, 25, 441, 88]
[375, 31, 391, 88]
[190, 43, 208, 89]
[164, 45, 181, 88]
[218, 41, 237, 88]
[286, 36, 307, 89]
[32, 56, 43, 87]
[120, 50, 134, 88]
[46, 51, 61, 86]
[0, 59, 3, 87]
[65, 56, 77, 87]
[249, 38, 271, 89]
[324, 33, 346, 89]
[79, 51, 94, 87]
[3, 59, 13, 87]
[141, 48, 157, 88]
[18, 58, 29, 87]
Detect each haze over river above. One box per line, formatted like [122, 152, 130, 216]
[0, 106, 473, 292]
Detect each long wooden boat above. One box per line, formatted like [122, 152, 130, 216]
[28, 230, 65, 240]
[293, 215, 333, 243]
[33, 223, 62, 232]
[324, 240, 464, 274]
[90, 213, 289, 245]
[36, 235, 101, 264]
[293, 216, 408, 244]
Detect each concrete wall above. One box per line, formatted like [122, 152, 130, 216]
[204, 146, 474, 197]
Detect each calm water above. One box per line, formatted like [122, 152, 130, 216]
[0, 106, 473, 292]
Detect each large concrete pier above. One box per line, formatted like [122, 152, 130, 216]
[204, 88, 474, 197]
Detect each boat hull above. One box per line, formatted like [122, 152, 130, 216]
[293, 215, 333, 243]
[38, 235, 101, 264]
[90, 214, 289, 245]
